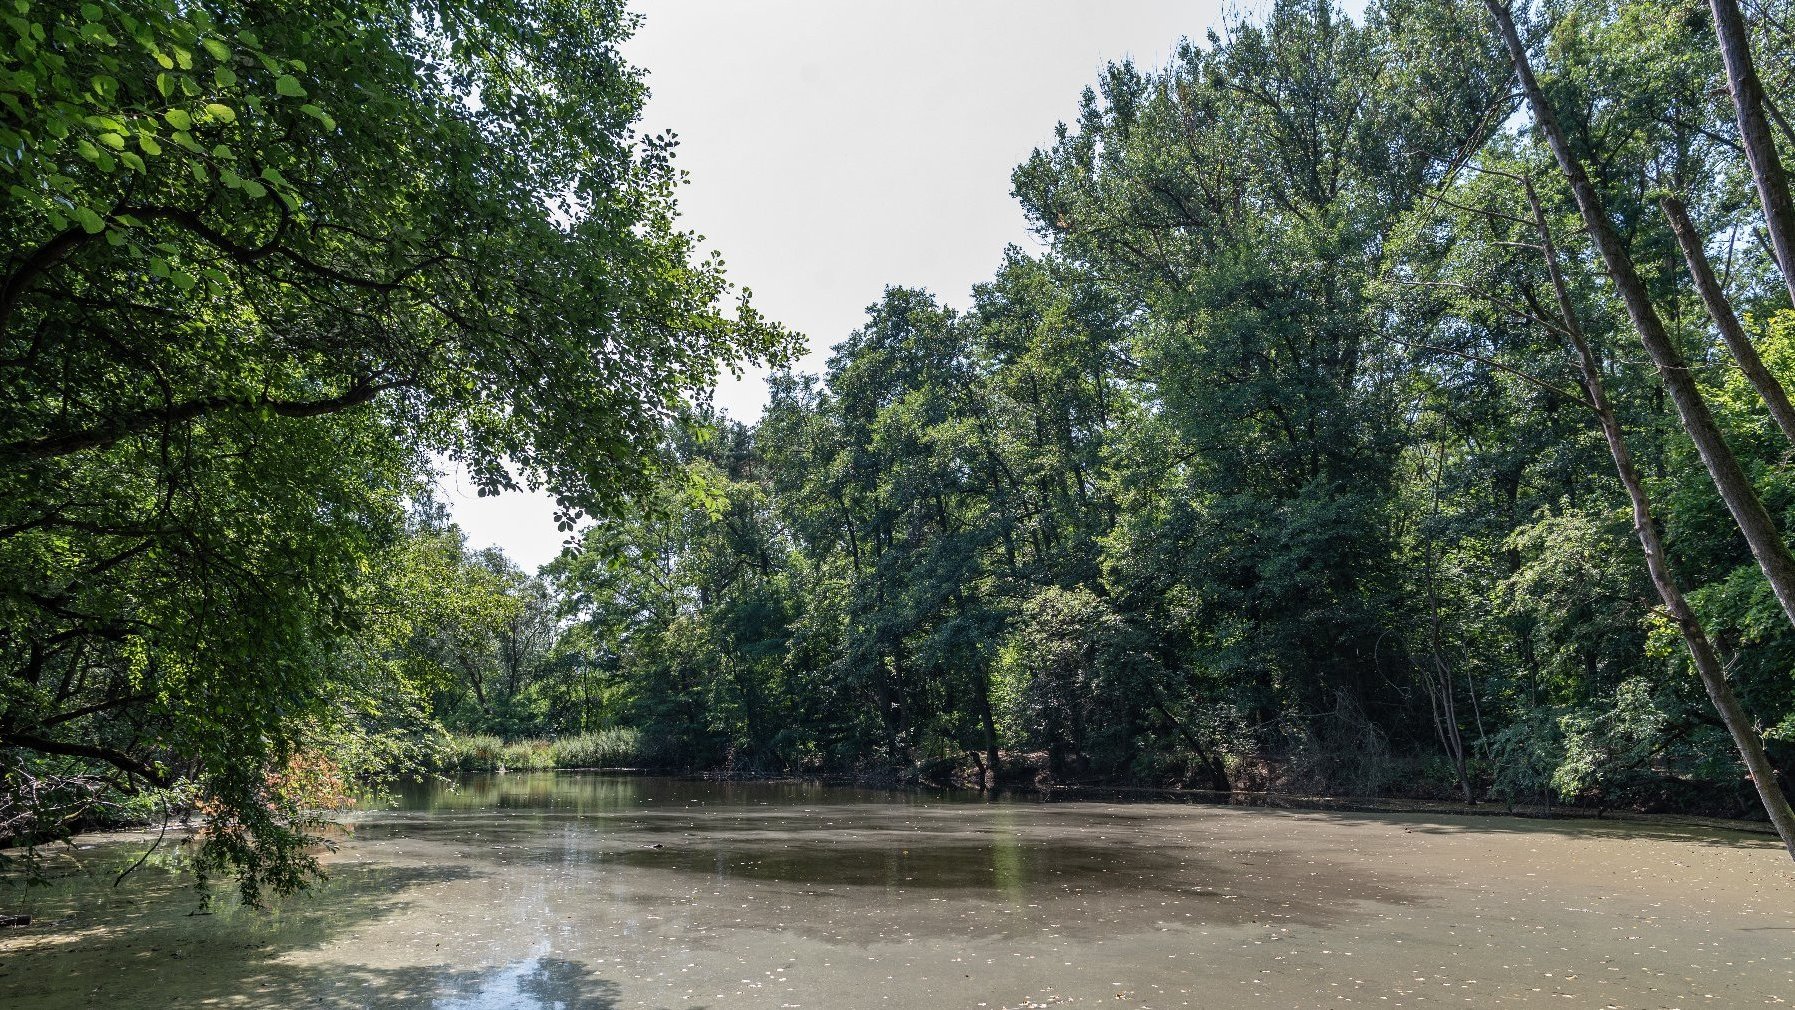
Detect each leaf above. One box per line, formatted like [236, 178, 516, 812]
[300, 104, 335, 131]
[203, 103, 236, 124]
[275, 75, 306, 99]
[201, 38, 230, 62]
[163, 108, 191, 130]
[72, 206, 104, 234]
[137, 132, 161, 155]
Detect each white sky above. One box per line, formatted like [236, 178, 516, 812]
[443, 0, 1226, 572]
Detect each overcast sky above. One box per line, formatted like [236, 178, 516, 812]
[442, 1, 1227, 571]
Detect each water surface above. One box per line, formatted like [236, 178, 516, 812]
[3, 773, 1791, 1008]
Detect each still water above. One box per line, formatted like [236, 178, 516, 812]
[2, 773, 1792, 1008]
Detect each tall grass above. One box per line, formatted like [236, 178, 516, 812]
[433, 729, 643, 773]
[550, 728, 642, 768]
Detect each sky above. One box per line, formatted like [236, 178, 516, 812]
[442, 0, 1228, 571]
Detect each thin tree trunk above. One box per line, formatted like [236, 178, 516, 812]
[973, 666, 1001, 788]
[1424, 441, 1475, 803]
[1709, 0, 1795, 302]
[1487, 0, 1795, 633]
[1524, 176, 1795, 860]
[1661, 194, 1795, 447]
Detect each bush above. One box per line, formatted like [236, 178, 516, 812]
[549, 728, 642, 768]
[441, 734, 505, 773]
[427, 730, 643, 774]
[498, 740, 554, 771]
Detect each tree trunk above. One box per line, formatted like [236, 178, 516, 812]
[973, 666, 1001, 789]
[1661, 194, 1795, 447]
[1487, 0, 1795, 634]
[1523, 175, 1795, 860]
[1709, 0, 1795, 304]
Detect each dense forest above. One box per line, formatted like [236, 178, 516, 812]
[12, 0, 1795, 899]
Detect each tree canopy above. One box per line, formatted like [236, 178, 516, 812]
[0, 0, 787, 900]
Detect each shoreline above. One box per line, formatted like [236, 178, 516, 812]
[452, 765, 1787, 839]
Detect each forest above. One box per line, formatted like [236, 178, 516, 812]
[10, 0, 1795, 904]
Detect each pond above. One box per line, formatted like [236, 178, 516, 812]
[2, 773, 1792, 1008]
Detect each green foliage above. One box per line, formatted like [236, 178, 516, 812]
[550, 729, 643, 768]
[425, 730, 642, 773]
[15, 0, 1795, 896]
[2, 0, 787, 900]
[545, 0, 1795, 821]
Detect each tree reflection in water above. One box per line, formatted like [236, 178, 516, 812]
[437, 955, 620, 1010]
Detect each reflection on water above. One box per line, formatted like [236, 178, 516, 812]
[361, 773, 1303, 903]
[436, 955, 619, 1010]
[0, 773, 1421, 1009]
[5, 772, 1789, 1010]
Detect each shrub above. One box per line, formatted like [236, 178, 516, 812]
[549, 728, 642, 767]
[442, 734, 505, 773]
[498, 740, 554, 771]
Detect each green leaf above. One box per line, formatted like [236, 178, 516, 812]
[163, 108, 191, 130]
[203, 102, 235, 123]
[72, 205, 104, 233]
[275, 75, 306, 99]
[201, 38, 230, 62]
[300, 104, 334, 131]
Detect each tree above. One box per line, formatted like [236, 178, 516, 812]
[0, 0, 788, 899]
